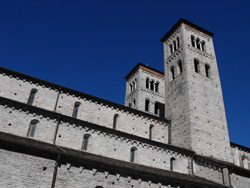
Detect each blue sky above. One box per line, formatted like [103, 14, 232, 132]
[0, 0, 249, 148]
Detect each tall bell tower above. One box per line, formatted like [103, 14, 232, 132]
[161, 18, 233, 162]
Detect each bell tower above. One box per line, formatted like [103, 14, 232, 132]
[161, 18, 233, 162]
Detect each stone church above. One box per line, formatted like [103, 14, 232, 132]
[0, 18, 249, 188]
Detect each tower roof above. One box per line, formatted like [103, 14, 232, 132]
[124, 63, 164, 80]
[160, 18, 215, 42]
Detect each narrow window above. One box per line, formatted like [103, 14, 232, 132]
[82, 134, 91, 151]
[173, 41, 177, 51]
[27, 88, 37, 105]
[27, 119, 39, 137]
[95, 186, 103, 188]
[133, 99, 136, 107]
[242, 157, 249, 169]
[205, 64, 210, 78]
[191, 35, 195, 47]
[196, 38, 200, 50]
[169, 44, 173, 53]
[113, 114, 119, 130]
[134, 78, 137, 89]
[194, 60, 200, 73]
[72, 102, 81, 118]
[170, 66, 175, 80]
[130, 84, 133, 92]
[155, 82, 159, 92]
[177, 37, 180, 48]
[130, 147, 137, 162]
[149, 124, 154, 140]
[150, 80, 154, 91]
[133, 81, 135, 91]
[170, 157, 175, 171]
[201, 41, 205, 51]
[145, 99, 150, 112]
[128, 103, 132, 108]
[154, 103, 160, 116]
[178, 60, 183, 73]
[146, 78, 150, 89]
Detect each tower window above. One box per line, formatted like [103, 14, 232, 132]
[242, 157, 249, 169]
[113, 114, 119, 130]
[82, 134, 91, 151]
[27, 119, 39, 137]
[191, 35, 195, 47]
[146, 78, 150, 89]
[133, 99, 136, 107]
[201, 41, 205, 51]
[149, 124, 154, 140]
[27, 88, 37, 105]
[150, 80, 154, 91]
[170, 66, 175, 80]
[130, 147, 137, 162]
[205, 64, 210, 78]
[72, 102, 81, 118]
[177, 37, 180, 48]
[194, 59, 200, 73]
[145, 99, 150, 112]
[129, 103, 132, 108]
[170, 157, 175, 171]
[169, 44, 173, 54]
[196, 38, 201, 50]
[178, 60, 183, 73]
[154, 103, 160, 116]
[155, 82, 159, 92]
[173, 41, 177, 51]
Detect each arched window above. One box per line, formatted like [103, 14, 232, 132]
[145, 99, 150, 112]
[201, 41, 205, 51]
[150, 80, 154, 91]
[27, 88, 37, 105]
[178, 60, 183, 73]
[169, 44, 173, 54]
[27, 119, 39, 137]
[146, 78, 150, 89]
[113, 114, 119, 130]
[130, 84, 133, 92]
[155, 103, 160, 116]
[205, 64, 210, 78]
[191, 35, 195, 47]
[173, 41, 177, 51]
[155, 82, 159, 92]
[133, 99, 136, 107]
[170, 157, 175, 171]
[170, 66, 175, 80]
[194, 59, 200, 73]
[130, 147, 137, 162]
[72, 102, 81, 118]
[95, 186, 103, 188]
[149, 124, 154, 140]
[177, 37, 180, 48]
[242, 156, 249, 169]
[196, 38, 200, 50]
[82, 134, 91, 151]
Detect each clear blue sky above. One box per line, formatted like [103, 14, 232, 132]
[0, 0, 249, 148]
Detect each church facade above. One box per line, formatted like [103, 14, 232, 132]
[0, 18, 249, 188]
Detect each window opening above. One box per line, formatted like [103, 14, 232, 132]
[196, 38, 200, 50]
[149, 124, 154, 140]
[146, 78, 150, 89]
[170, 66, 175, 80]
[194, 60, 200, 73]
[169, 45, 173, 53]
[27, 89, 37, 105]
[145, 99, 150, 112]
[191, 35, 195, 47]
[130, 147, 137, 162]
[205, 64, 210, 78]
[113, 114, 119, 130]
[170, 157, 175, 171]
[72, 102, 81, 118]
[150, 80, 154, 91]
[27, 119, 39, 137]
[178, 60, 183, 73]
[82, 134, 91, 151]
[177, 37, 180, 48]
[155, 82, 159, 92]
[173, 41, 177, 51]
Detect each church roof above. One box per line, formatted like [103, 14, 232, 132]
[160, 18, 215, 42]
[124, 63, 164, 80]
